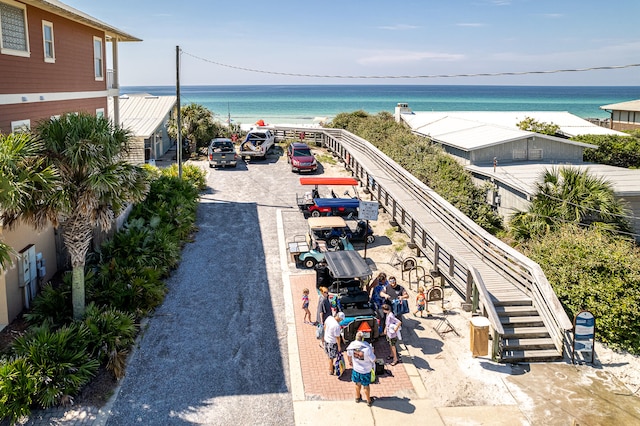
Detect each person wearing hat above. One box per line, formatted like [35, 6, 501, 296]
[323, 311, 345, 375]
[346, 331, 376, 406]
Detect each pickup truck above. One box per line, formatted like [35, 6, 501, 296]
[238, 129, 276, 160]
[207, 138, 238, 168]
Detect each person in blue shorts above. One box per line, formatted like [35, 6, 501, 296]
[346, 331, 376, 406]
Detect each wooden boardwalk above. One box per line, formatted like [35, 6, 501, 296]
[278, 126, 575, 362]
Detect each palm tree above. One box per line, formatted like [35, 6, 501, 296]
[0, 132, 59, 266]
[509, 166, 631, 241]
[34, 113, 150, 319]
[167, 103, 222, 155]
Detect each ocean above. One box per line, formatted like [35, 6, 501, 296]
[120, 85, 640, 127]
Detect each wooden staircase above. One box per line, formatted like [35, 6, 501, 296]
[495, 299, 563, 363]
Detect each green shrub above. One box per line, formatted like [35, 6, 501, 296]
[129, 176, 199, 241]
[161, 163, 207, 190]
[24, 276, 73, 327]
[83, 304, 136, 379]
[522, 224, 640, 354]
[11, 323, 99, 408]
[141, 163, 162, 181]
[0, 356, 38, 424]
[90, 263, 165, 316]
[576, 134, 640, 168]
[97, 217, 180, 277]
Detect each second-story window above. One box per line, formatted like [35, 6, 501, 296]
[93, 36, 103, 80]
[0, 0, 30, 57]
[42, 20, 54, 62]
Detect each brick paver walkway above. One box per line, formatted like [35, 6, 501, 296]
[290, 274, 415, 401]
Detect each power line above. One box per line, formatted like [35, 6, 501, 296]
[182, 51, 640, 80]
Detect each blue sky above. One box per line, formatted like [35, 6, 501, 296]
[63, 0, 640, 86]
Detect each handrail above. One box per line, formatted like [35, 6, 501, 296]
[283, 127, 572, 356]
[469, 267, 504, 335]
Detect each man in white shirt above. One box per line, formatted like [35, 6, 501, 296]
[346, 331, 376, 406]
[323, 311, 344, 375]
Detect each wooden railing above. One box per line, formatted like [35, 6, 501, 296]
[274, 126, 573, 358]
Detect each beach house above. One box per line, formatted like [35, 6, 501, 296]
[396, 104, 640, 240]
[108, 93, 178, 165]
[0, 0, 140, 329]
[600, 99, 640, 132]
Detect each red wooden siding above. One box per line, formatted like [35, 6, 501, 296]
[0, 98, 107, 132]
[0, 3, 107, 94]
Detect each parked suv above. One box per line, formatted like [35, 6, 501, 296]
[287, 142, 317, 173]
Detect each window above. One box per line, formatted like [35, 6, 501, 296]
[0, 0, 30, 57]
[42, 20, 54, 62]
[11, 119, 30, 133]
[96, 108, 104, 118]
[93, 36, 103, 80]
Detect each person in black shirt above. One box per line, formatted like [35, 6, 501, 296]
[380, 276, 409, 319]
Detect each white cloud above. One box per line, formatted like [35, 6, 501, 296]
[377, 24, 420, 31]
[542, 13, 563, 19]
[358, 51, 464, 65]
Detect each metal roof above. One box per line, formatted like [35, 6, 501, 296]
[467, 162, 640, 197]
[402, 111, 625, 141]
[402, 113, 596, 152]
[600, 99, 640, 112]
[23, 0, 141, 41]
[108, 94, 177, 138]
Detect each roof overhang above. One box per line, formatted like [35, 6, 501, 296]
[23, 0, 142, 42]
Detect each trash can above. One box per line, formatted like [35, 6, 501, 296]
[470, 316, 490, 357]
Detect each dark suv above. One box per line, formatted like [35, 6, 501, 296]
[287, 142, 317, 173]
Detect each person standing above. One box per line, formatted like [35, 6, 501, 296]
[414, 286, 426, 318]
[302, 288, 312, 323]
[346, 331, 376, 407]
[368, 273, 388, 309]
[383, 304, 402, 365]
[316, 286, 332, 326]
[380, 276, 409, 319]
[323, 311, 345, 375]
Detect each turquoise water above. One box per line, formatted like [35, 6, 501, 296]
[120, 85, 640, 126]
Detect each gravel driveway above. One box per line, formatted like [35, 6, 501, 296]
[106, 154, 300, 426]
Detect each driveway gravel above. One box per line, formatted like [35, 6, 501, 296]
[106, 154, 300, 426]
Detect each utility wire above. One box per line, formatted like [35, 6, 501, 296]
[182, 51, 640, 79]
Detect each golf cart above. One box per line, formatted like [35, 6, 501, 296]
[296, 177, 360, 217]
[287, 217, 355, 269]
[316, 251, 380, 345]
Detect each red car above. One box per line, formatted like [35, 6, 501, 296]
[287, 142, 317, 173]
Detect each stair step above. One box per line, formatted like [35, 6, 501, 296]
[495, 305, 539, 317]
[500, 316, 544, 327]
[493, 299, 532, 307]
[501, 349, 563, 363]
[502, 326, 550, 339]
[502, 337, 556, 351]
